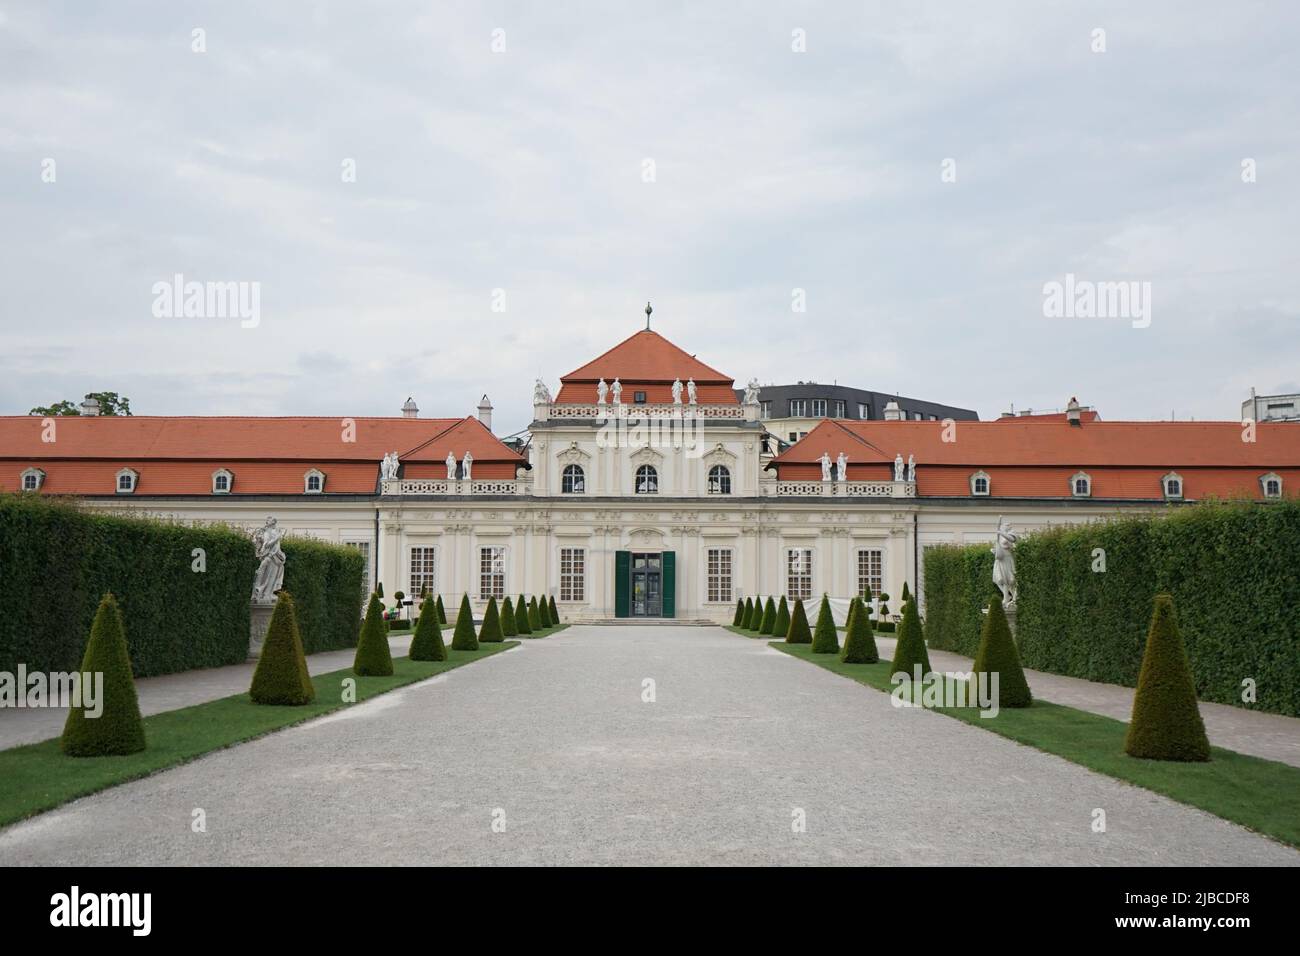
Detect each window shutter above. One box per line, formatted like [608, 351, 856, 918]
[661, 551, 676, 618]
[614, 550, 630, 618]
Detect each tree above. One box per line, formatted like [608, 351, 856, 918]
[845, 597, 858, 634]
[436, 594, 446, 624]
[774, 596, 790, 638]
[900, 582, 912, 605]
[515, 594, 533, 635]
[452, 594, 478, 650]
[61, 593, 146, 756]
[759, 597, 777, 635]
[538, 594, 553, 628]
[841, 596, 880, 664]
[733, 599, 745, 626]
[889, 598, 931, 680]
[354, 592, 394, 675]
[549, 595, 559, 625]
[30, 391, 132, 417]
[409, 597, 447, 661]
[1124, 595, 1210, 761]
[250, 592, 315, 704]
[376, 582, 385, 600]
[810, 594, 840, 654]
[785, 598, 812, 644]
[970, 598, 1031, 708]
[528, 596, 540, 630]
[501, 596, 518, 637]
[877, 591, 893, 632]
[742, 597, 755, 629]
[479, 596, 505, 643]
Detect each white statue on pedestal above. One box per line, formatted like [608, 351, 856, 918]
[907, 454, 916, 482]
[820, 452, 833, 482]
[671, 378, 683, 405]
[596, 378, 608, 405]
[462, 451, 473, 481]
[380, 451, 400, 481]
[251, 517, 286, 603]
[836, 452, 848, 482]
[446, 451, 457, 480]
[611, 378, 623, 405]
[992, 516, 1019, 608]
[743, 378, 761, 405]
[894, 454, 905, 482]
[687, 378, 697, 405]
[533, 378, 551, 405]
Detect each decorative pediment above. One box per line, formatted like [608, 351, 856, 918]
[630, 446, 664, 466]
[702, 442, 737, 466]
[556, 441, 591, 464]
[629, 527, 666, 547]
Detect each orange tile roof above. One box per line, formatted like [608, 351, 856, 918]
[555, 329, 737, 404]
[995, 410, 1101, 423]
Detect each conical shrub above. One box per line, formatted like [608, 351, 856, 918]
[528, 597, 540, 630]
[845, 597, 858, 634]
[774, 596, 790, 637]
[841, 597, 880, 663]
[785, 598, 812, 644]
[61, 593, 146, 756]
[759, 597, 777, 635]
[250, 592, 315, 705]
[479, 596, 505, 642]
[901, 582, 912, 605]
[354, 592, 394, 675]
[970, 598, 1031, 707]
[1125, 594, 1210, 761]
[549, 596, 559, 624]
[436, 595, 447, 624]
[500, 596, 518, 637]
[538, 594, 552, 628]
[515, 594, 533, 635]
[742, 597, 755, 629]
[733, 599, 745, 626]
[810, 594, 840, 654]
[889, 598, 931, 680]
[451, 594, 478, 650]
[409, 597, 448, 661]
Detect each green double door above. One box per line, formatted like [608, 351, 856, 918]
[614, 550, 675, 618]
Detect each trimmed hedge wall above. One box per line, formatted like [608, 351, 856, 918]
[0, 495, 366, 677]
[923, 500, 1300, 716]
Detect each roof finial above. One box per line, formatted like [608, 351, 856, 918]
[645, 300, 653, 330]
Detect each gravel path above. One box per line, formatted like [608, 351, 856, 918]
[1, 625, 1295, 865]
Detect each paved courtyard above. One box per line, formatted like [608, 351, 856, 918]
[1, 625, 1296, 865]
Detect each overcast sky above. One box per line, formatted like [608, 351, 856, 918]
[2, 1, 1297, 434]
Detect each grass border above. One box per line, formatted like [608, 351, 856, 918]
[520, 623, 571, 640]
[772, 640, 1300, 850]
[0, 642, 518, 830]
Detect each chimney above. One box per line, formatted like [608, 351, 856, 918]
[477, 394, 493, 431]
[1066, 396, 1082, 426]
[883, 400, 903, 421]
[79, 396, 101, 416]
[401, 397, 418, 419]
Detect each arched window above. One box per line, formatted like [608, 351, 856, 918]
[707, 464, 731, 494]
[635, 464, 658, 494]
[116, 468, 138, 494]
[1162, 472, 1183, 500]
[969, 471, 990, 496]
[212, 469, 233, 494]
[304, 469, 325, 494]
[1070, 471, 1091, 498]
[562, 463, 585, 494]
[1260, 473, 1283, 499]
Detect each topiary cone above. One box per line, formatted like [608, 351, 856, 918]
[479, 596, 505, 642]
[250, 591, 315, 705]
[528, 597, 540, 630]
[409, 597, 448, 661]
[1125, 594, 1210, 761]
[452, 594, 478, 650]
[841, 596, 880, 663]
[500, 596, 518, 637]
[538, 594, 552, 628]
[889, 598, 931, 680]
[742, 597, 755, 629]
[549, 595, 559, 625]
[515, 594, 532, 635]
[811, 594, 840, 654]
[785, 598, 812, 644]
[733, 599, 745, 626]
[774, 596, 790, 637]
[970, 597, 1031, 708]
[61, 593, 146, 756]
[759, 597, 777, 635]
[436, 594, 447, 624]
[354, 592, 394, 675]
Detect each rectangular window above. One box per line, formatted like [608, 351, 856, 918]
[560, 548, 585, 602]
[786, 548, 813, 601]
[856, 548, 884, 600]
[858, 402, 869, 419]
[759, 400, 771, 420]
[810, 399, 827, 417]
[832, 400, 846, 418]
[706, 549, 733, 603]
[788, 432, 799, 442]
[788, 399, 806, 417]
[913, 412, 923, 421]
[409, 546, 436, 601]
[479, 546, 506, 598]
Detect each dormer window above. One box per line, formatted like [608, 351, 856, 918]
[1260, 472, 1283, 499]
[969, 471, 990, 496]
[304, 469, 325, 494]
[1070, 471, 1091, 498]
[20, 467, 45, 492]
[116, 468, 138, 494]
[634, 391, 647, 404]
[1162, 472, 1183, 500]
[212, 469, 233, 494]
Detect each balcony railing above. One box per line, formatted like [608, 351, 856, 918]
[536, 402, 756, 421]
[381, 479, 525, 496]
[767, 480, 916, 498]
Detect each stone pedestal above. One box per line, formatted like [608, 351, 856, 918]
[249, 602, 274, 660]
[1004, 603, 1018, 642]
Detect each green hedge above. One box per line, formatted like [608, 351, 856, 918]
[923, 500, 1300, 716]
[0, 495, 365, 677]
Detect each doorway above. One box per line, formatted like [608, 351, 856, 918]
[630, 552, 662, 617]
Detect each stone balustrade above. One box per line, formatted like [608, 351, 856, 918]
[768, 480, 915, 498]
[535, 402, 756, 422]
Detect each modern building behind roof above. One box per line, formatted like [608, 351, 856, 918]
[1243, 389, 1300, 423]
[740, 381, 978, 445]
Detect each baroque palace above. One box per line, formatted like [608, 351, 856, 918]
[4, 324, 1298, 622]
